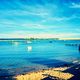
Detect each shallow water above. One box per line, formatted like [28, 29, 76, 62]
[0, 40, 80, 75]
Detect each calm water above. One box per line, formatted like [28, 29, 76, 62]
[0, 40, 80, 75]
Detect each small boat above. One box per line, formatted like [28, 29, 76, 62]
[27, 41, 32, 43]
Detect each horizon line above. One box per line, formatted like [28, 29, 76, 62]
[0, 37, 80, 40]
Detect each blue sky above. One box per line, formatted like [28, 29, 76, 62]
[0, 0, 80, 38]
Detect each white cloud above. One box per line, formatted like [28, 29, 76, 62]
[0, 32, 80, 38]
[21, 23, 46, 29]
[41, 15, 76, 22]
[70, 2, 80, 8]
[0, 20, 16, 25]
[0, 5, 50, 18]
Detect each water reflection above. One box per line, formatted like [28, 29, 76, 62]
[27, 41, 32, 43]
[27, 46, 32, 52]
[13, 42, 19, 46]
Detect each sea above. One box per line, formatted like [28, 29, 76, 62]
[0, 39, 80, 76]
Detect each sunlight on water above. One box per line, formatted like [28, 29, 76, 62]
[13, 42, 19, 46]
[27, 46, 32, 52]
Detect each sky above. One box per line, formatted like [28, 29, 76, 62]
[0, 0, 80, 38]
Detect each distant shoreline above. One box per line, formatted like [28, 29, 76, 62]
[0, 38, 80, 40]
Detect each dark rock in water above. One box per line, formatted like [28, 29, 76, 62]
[49, 41, 52, 43]
[79, 45, 80, 51]
[41, 76, 60, 80]
[41, 77, 54, 80]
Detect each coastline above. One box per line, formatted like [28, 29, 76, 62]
[13, 61, 80, 80]
[14, 66, 73, 80]
[0, 62, 80, 80]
